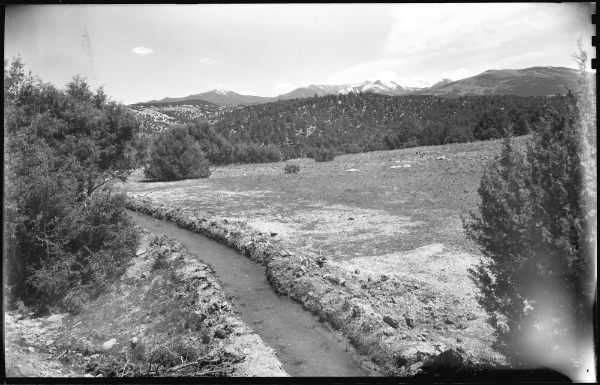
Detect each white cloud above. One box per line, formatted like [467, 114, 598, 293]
[199, 57, 221, 65]
[385, 4, 543, 56]
[440, 68, 473, 81]
[132, 46, 153, 55]
[384, 3, 577, 73]
[326, 59, 407, 84]
[324, 4, 578, 84]
[240, 90, 258, 95]
[274, 82, 294, 90]
[374, 70, 398, 82]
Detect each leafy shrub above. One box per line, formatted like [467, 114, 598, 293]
[284, 164, 300, 174]
[144, 125, 211, 181]
[311, 147, 336, 162]
[463, 53, 595, 367]
[472, 107, 511, 141]
[4, 57, 141, 314]
[280, 145, 301, 161]
[27, 190, 140, 313]
[234, 143, 281, 164]
[132, 133, 154, 167]
[187, 121, 235, 165]
[130, 341, 146, 362]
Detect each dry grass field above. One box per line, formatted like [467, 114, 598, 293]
[124, 137, 528, 261]
[121, 136, 530, 368]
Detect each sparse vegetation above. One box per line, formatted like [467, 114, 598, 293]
[123, 138, 518, 376]
[284, 163, 300, 174]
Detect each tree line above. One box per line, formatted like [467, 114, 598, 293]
[139, 92, 576, 166]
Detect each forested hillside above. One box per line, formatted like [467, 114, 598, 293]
[128, 99, 240, 133]
[205, 92, 573, 159]
[130, 91, 574, 166]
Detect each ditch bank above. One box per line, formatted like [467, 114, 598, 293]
[5, 229, 287, 378]
[128, 210, 381, 377]
[125, 193, 512, 378]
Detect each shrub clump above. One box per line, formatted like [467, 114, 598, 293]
[463, 49, 595, 369]
[144, 125, 211, 181]
[235, 143, 281, 164]
[4, 57, 141, 314]
[187, 121, 235, 165]
[284, 163, 300, 174]
[311, 147, 336, 162]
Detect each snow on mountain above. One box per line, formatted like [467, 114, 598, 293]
[333, 80, 404, 94]
[395, 77, 437, 89]
[306, 83, 354, 93]
[296, 73, 480, 97]
[140, 66, 580, 106]
[444, 68, 474, 81]
[389, 70, 474, 89]
[151, 70, 476, 104]
[378, 80, 403, 89]
[362, 80, 403, 93]
[212, 89, 231, 96]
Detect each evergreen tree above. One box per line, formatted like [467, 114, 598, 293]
[144, 125, 211, 181]
[4, 57, 140, 313]
[463, 48, 595, 367]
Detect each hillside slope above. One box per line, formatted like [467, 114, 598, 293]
[148, 90, 271, 106]
[415, 67, 582, 97]
[128, 99, 238, 132]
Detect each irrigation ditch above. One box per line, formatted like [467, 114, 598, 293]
[124, 193, 564, 380]
[127, 209, 381, 377]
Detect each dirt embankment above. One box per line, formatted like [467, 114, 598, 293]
[5, 229, 287, 378]
[125, 195, 511, 377]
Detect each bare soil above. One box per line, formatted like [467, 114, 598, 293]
[120, 138, 531, 375]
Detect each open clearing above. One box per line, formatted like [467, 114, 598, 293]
[122, 137, 529, 369]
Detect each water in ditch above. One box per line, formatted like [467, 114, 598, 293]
[127, 209, 383, 377]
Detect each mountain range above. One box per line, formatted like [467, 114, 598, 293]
[412, 66, 584, 97]
[140, 66, 588, 107]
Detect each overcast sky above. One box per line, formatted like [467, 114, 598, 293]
[5, 4, 595, 104]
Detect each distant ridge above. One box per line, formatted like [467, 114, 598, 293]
[412, 66, 583, 97]
[138, 66, 585, 105]
[147, 89, 272, 106]
[132, 98, 220, 107]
